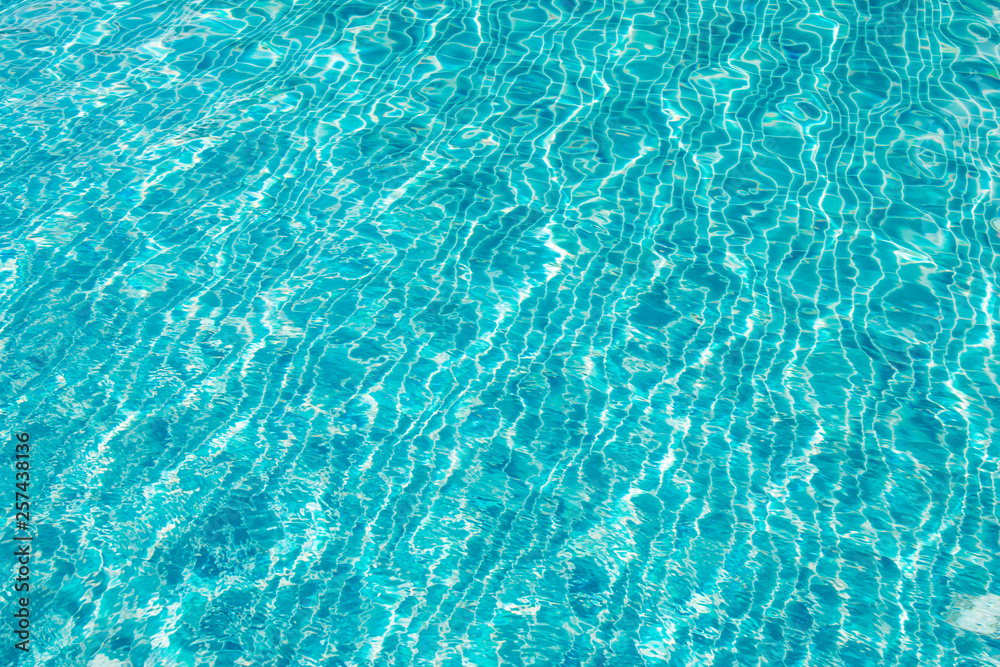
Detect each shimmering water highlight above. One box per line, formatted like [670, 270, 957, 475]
[1, 0, 1000, 665]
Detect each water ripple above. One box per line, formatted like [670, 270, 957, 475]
[1, 0, 1000, 664]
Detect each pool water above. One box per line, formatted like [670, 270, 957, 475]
[1, 0, 999, 665]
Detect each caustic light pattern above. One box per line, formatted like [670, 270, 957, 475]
[0, 0, 999, 665]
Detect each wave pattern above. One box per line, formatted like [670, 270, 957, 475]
[1, 0, 1000, 664]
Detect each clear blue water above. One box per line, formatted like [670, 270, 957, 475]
[1, 0, 1000, 664]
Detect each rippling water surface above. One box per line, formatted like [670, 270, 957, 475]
[2, 0, 1000, 664]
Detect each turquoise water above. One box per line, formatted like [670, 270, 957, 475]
[1, 0, 1000, 664]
